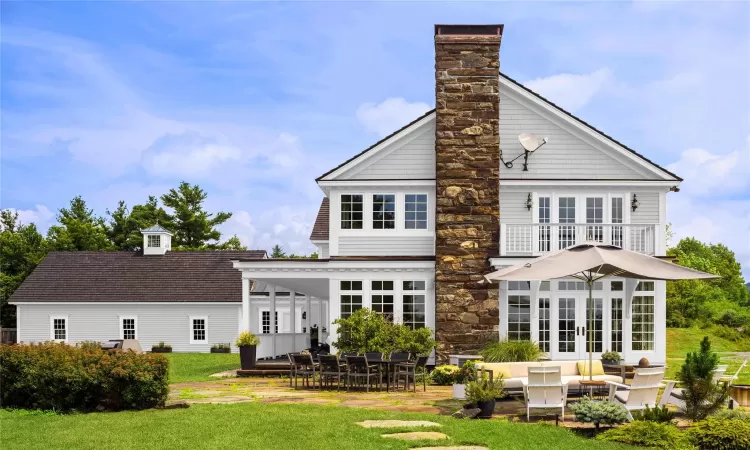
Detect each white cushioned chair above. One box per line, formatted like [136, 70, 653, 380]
[523, 366, 569, 421]
[606, 367, 665, 420]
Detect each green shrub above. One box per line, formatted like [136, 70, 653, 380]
[152, 341, 172, 349]
[465, 376, 505, 403]
[569, 396, 629, 430]
[430, 364, 459, 385]
[686, 417, 750, 450]
[211, 343, 230, 349]
[712, 408, 750, 422]
[76, 341, 103, 350]
[631, 405, 676, 423]
[0, 342, 169, 411]
[480, 339, 544, 362]
[597, 421, 694, 449]
[235, 331, 259, 347]
[679, 337, 730, 421]
[332, 308, 435, 355]
[600, 350, 621, 362]
[454, 360, 480, 384]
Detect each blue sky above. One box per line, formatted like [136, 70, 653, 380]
[1, 1, 748, 275]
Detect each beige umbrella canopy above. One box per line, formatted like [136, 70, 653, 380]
[484, 241, 719, 380]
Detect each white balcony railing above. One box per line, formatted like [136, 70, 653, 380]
[500, 223, 659, 256]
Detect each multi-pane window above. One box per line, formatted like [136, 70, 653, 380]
[586, 298, 603, 353]
[340, 281, 363, 319]
[372, 194, 396, 229]
[632, 296, 655, 351]
[403, 281, 426, 329]
[557, 281, 603, 291]
[611, 281, 624, 291]
[341, 195, 363, 229]
[611, 197, 623, 247]
[611, 298, 623, 353]
[538, 298, 550, 352]
[538, 196, 551, 252]
[507, 281, 531, 291]
[147, 235, 161, 248]
[636, 281, 655, 291]
[508, 295, 531, 341]
[558, 298, 576, 352]
[191, 318, 206, 342]
[122, 318, 136, 340]
[371, 281, 394, 319]
[52, 317, 67, 341]
[405, 194, 428, 229]
[261, 311, 279, 334]
[586, 197, 604, 242]
[540, 281, 551, 291]
[558, 197, 576, 248]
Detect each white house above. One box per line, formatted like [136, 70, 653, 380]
[11, 24, 680, 364]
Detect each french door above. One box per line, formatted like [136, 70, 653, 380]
[552, 295, 605, 360]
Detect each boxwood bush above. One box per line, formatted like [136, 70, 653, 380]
[0, 342, 169, 412]
[686, 417, 750, 450]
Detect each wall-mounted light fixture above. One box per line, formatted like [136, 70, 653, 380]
[631, 194, 640, 212]
[525, 193, 533, 210]
[302, 311, 307, 320]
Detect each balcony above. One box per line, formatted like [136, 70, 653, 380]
[500, 223, 660, 256]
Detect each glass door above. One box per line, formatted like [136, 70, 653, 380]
[580, 297, 604, 360]
[585, 197, 604, 243]
[553, 296, 579, 359]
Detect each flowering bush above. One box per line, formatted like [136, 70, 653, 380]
[430, 364, 460, 385]
[0, 342, 169, 411]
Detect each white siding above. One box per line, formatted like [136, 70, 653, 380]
[500, 191, 532, 224]
[498, 93, 646, 180]
[344, 123, 436, 180]
[338, 236, 433, 256]
[17, 303, 240, 353]
[631, 192, 659, 224]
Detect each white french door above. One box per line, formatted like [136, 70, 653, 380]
[552, 295, 606, 360]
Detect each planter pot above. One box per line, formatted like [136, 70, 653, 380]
[730, 385, 750, 407]
[211, 348, 231, 354]
[453, 384, 466, 400]
[151, 347, 172, 353]
[602, 359, 618, 366]
[239, 345, 257, 370]
[476, 399, 496, 419]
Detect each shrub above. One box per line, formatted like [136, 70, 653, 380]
[712, 408, 750, 422]
[0, 342, 169, 412]
[332, 308, 435, 355]
[569, 396, 629, 430]
[686, 417, 750, 450]
[465, 376, 505, 403]
[597, 421, 694, 449]
[600, 350, 621, 362]
[211, 343, 230, 349]
[430, 364, 459, 385]
[679, 337, 730, 421]
[631, 405, 676, 423]
[76, 341, 103, 350]
[480, 339, 544, 362]
[152, 341, 172, 349]
[235, 331, 259, 347]
[454, 360, 480, 384]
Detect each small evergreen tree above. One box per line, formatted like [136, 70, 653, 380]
[678, 337, 729, 421]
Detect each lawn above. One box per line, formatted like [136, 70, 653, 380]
[666, 327, 750, 384]
[164, 352, 239, 383]
[0, 403, 629, 450]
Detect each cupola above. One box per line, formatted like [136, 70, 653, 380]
[140, 224, 173, 256]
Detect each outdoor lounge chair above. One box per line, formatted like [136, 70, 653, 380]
[290, 352, 318, 389]
[345, 355, 382, 392]
[523, 366, 569, 422]
[393, 355, 429, 392]
[606, 367, 665, 419]
[660, 364, 730, 409]
[318, 354, 347, 390]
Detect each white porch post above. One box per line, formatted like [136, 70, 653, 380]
[318, 295, 324, 331]
[305, 294, 311, 346]
[290, 290, 296, 335]
[270, 285, 277, 357]
[241, 276, 251, 333]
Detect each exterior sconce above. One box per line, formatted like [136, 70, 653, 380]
[631, 194, 640, 212]
[302, 311, 306, 320]
[525, 193, 533, 210]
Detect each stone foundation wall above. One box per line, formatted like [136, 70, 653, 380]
[434, 29, 502, 360]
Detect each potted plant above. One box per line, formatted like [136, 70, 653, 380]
[601, 350, 621, 365]
[465, 375, 505, 419]
[211, 343, 231, 354]
[236, 331, 260, 370]
[151, 342, 172, 353]
[453, 360, 479, 400]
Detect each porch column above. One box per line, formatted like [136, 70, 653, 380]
[318, 295, 324, 332]
[241, 277, 250, 332]
[305, 294, 311, 347]
[290, 290, 296, 335]
[270, 285, 277, 357]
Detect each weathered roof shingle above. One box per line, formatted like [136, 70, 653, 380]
[309, 197, 330, 241]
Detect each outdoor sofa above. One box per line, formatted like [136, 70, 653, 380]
[475, 360, 623, 392]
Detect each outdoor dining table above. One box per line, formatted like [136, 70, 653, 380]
[367, 357, 403, 392]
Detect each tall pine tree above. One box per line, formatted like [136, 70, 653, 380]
[107, 196, 173, 250]
[46, 196, 111, 251]
[160, 182, 232, 249]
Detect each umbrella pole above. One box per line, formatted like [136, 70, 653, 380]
[588, 278, 593, 382]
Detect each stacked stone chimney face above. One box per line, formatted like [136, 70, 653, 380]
[434, 25, 502, 359]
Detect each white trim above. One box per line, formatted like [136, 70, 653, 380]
[310, 239, 329, 245]
[500, 180, 678, 188]
[233, 260, 435, 273]
[49, 315, 68, 343]
[10, 301, 262, 305]
[119, 315, 138, 340]
[189, 316, 208, 344]
[318, 180, 436, 188]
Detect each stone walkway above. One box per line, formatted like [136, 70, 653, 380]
[355, 419, 486, 449]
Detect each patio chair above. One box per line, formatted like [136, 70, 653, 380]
[364, 352, 383, 362]
[290, 352, 319, 389]
[345, 355, 382, 392]
[388, 352, 411, 385]
[318, 354, 347, 390]
[523, 366, 569, 422]
[606, 367, 665, 420]
[660, 364, 730, 409]
[394, 355, 429, 392]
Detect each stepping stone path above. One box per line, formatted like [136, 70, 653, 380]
[356, 420, 441, 428]
[413, 447, 488, 450]
[382, 432, 449, 441]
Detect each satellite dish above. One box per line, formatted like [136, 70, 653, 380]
[518, 132, 548, 152]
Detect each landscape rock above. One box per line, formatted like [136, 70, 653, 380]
[381, 432, 449, 441]
[356, 420, 441, 428]
[161, 400, 190, 409]
[451, 408, 482, 419]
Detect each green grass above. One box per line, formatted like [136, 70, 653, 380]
[163, 353, 239, 383]
[666, 327, 750, 384]
[0, 403, 630, 450]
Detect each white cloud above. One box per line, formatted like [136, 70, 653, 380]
[356, 98, 431, 137]
[666, 139, 750, 197]
[523, 68, 613, 112]
[11, 205, 55, 232]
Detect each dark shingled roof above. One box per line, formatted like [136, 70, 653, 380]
[9, 250, 266, 303]
[309, 197, 330, 241]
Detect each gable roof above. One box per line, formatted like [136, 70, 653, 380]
[309, 197, 330, 241]
[140, 224, 172, 234]
[9, 250, 266, 303]
[317, 73, 681, 182]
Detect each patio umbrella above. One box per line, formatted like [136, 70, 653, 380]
[483, 241, 719, 380]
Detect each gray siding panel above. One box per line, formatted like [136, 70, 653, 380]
[348, 124, 436, 180]
[17, 304, 240, 353]
[338, 236, 434, 256]
[500, 191, 533, 253]
[631, 192, 659, 224]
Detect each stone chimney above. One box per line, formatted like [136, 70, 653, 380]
[434, 24, 503, 359]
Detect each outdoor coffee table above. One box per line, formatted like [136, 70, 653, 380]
[579, 380, 608, 400]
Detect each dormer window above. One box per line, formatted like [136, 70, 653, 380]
[147, 235, 161, 248]
[140, 224, 173, 256]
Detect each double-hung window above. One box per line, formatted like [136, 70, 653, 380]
[632, 282, 655, 351]
[50, 316, 68, 342]
[261, 311, 278, 334]
[371, 281, 394, 319]
[507, 282, 531, 341]
[405, 194, 428, 229]
[121, 317, 137, 340]
[341, 195, 363, 229]
[402, 281, 426, 329]
[190, 317, 207, 344]
[372, 194, 395, 229]
[558, 197, 576, 248]
[340, 281, 363, 319]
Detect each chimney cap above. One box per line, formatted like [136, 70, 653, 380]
[435, 24, 504, 36]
